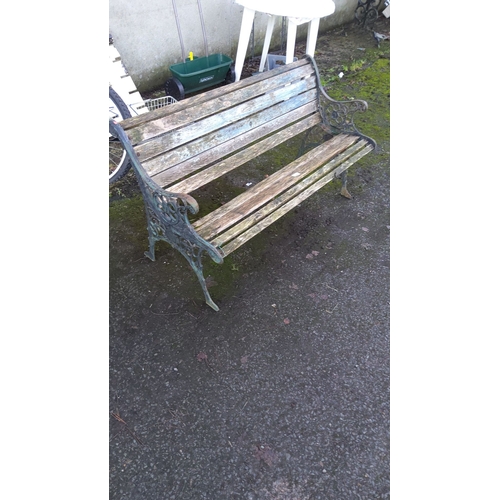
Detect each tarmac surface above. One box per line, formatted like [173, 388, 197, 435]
[110, 16, 390, 499]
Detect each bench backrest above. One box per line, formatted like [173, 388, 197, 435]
[119, 57, 322, 189]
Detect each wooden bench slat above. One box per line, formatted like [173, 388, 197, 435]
[127, 64, 315, 145]
[135, 77, 317, 162]
[209, 140, 370, 249]
[154, 107, 321, 189]
[193, 134, 359, 240]
[163, 112, 322, 193]
[141, 90, 318, 177]
[218, 143, 375, 256]
[120, 59, 312, 133]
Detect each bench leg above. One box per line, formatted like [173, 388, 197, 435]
[186, 257, 220, 312]
[340, 171, 352, 199]
[146, 238, 221, 312]
[145, 230, 158, 261]
[144, 230, 221, 311]
[145, 234, 220, 311]
[143, 209, 222, 311]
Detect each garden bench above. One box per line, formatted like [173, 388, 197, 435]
[109, 56, 376, 311]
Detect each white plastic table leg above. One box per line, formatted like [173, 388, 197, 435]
[258, 15, 277, 73]
[234, 7, 256, 82]
[305, 17, 320, 57]
[286, 18, 298, 64]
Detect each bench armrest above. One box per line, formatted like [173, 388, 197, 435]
[304, 55, 376, 148]
[109, 119, 198, 212]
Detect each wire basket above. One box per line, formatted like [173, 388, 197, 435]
[129, 95, 177, 114]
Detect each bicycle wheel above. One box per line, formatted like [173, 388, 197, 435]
[355, 0, 368, 24]
[364, 6, 379, 27]
[109, 86, 132, 184]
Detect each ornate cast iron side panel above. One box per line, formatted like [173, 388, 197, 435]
[304, 55, 377, 149]
[303, 55, 377, 199]
[109, 120, 224, 311]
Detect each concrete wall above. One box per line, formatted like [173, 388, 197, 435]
[110, 0, 361, 92]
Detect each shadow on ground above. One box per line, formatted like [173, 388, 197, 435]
[110, 16, 390, 499]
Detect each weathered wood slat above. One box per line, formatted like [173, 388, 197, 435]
[149, 102, 320, 187]
[194, 134, 359, 240]
[164, 112, 323, 193]
[135, 77, 317, 162]
[209, 140, 370, 248]
[218, 144, 375, 256]
[142, 90, 318, 177]
[120, 58, 312, 132]
[127, 64, 316, 145]
[155, 106, 321, 189]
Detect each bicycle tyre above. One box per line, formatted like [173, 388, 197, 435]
[109, 87, 132, 184]
[364, 7, 378, 27]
